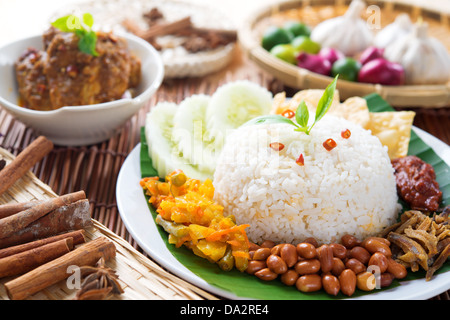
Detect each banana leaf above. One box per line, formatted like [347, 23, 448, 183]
[139, 93, 450, 300]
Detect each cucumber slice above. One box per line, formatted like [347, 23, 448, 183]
[145, 102, 213, 180]
[172, 94, 221, 173]
[205, 80, 273, 146]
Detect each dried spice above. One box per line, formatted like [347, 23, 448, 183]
[122, 8, 237, 54]
[75, 257, 123, 300]
[0, 136, 53, 197]
[143, 8, 164, 26]
[381, 206, 450, 280]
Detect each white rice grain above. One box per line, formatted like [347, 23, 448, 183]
[213, 115, 401, 244]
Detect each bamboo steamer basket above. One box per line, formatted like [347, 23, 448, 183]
[238, 0, 450, 108]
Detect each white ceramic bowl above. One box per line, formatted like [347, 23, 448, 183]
[0, 32, 164, 146]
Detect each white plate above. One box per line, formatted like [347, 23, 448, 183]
[116, 127, 450, 300]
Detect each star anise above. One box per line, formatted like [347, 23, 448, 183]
[74, 257, 124, 300]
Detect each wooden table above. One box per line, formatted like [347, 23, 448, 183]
[0, 0, 449, 300]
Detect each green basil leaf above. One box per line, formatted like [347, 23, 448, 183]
[77, 30, 99, 56]
[52, 15, 85, 32]
[242, 115, 299, 128]
[83, 13, 94, 28]
[74, 29, 85, 37]
[315, 74, 338, 122]
[67, 15, 83, 31]
[295, 100, 309, 128]
[51, 15, 72, 32]
[52, 13, 97, 56]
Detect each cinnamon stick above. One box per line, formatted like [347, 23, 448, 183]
[5, 236, 116, 300]
[0, 230, 85, 259]
[123, 16, 192, 40]
[0, 199, 92, 249]
[179, 26, 237, 41]
[0, 200, 43, 219]
[0, 238, 73, 278]
[0, 191, 86, 239]
[0, 136, 53, 197]
[122, 18, 145, 37]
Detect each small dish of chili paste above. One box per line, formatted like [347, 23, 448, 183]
[392, 155, 442, 212]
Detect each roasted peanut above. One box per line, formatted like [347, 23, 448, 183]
[349, 246, 371, 264]
[246, 260, 267, 275]
[260, 240, 276, 248]
[341, 234, 361, 249]
[317, 244, 333, 273]
[296, 242, 317, 259]
[368, 252, 388, 273]
[363, 238, 392, 258]
[339, 269, 356, 297]
[345, 258, 366, 274]
[329, 243, 347, 260]
[296, 274, 322, 292]
[331, 257, 345, 276]
[380, 272, 395, 288]
[255, 268, 277, 281]
[281, 269, 299, 286]
[253, 247, 271, 261]
[247, 235, 401, 296]
[249, 242, 261, 251]
[270, 244, 284, 256]
[361, 237, 390, 248]
[266, 254, 288, 274]
[386, 258, 407, 279]
[294, 259, 321, 275]
[322, 273, 340, 296]
[303, 237, 319, 248]
[280, 244, 298, 268]
[356, 271, 376, 291]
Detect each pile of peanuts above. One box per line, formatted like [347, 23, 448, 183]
[246, 234, 407, 297]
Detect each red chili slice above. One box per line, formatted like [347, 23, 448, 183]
[281, 109, 295, 119]
[323, 139, 337, 151]
[270, 142, 285, 151]
[296, 154, 304, 166]
[341, 129, 351, 139]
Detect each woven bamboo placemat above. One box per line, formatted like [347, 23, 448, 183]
[0, 147, 217, 300]
[0, 45, 449, 300]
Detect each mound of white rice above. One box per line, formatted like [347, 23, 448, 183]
[213, 115, 401, 245]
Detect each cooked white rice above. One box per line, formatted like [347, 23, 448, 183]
[213, 115, 401, 245]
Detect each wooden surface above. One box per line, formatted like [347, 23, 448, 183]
[0, 0, 450, 300]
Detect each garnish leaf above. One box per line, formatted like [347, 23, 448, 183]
[51, 15, 74, 33]
[51, 13, 98, 56]
[315, 74, 338, 123]
[83, 13, 94, 28]
[242, 114, 299, 128]
[77, 30, 99, 56]
[305, 74, 338, 134]
[295, 100, 309, 128]
[245, 75, 339, 135]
